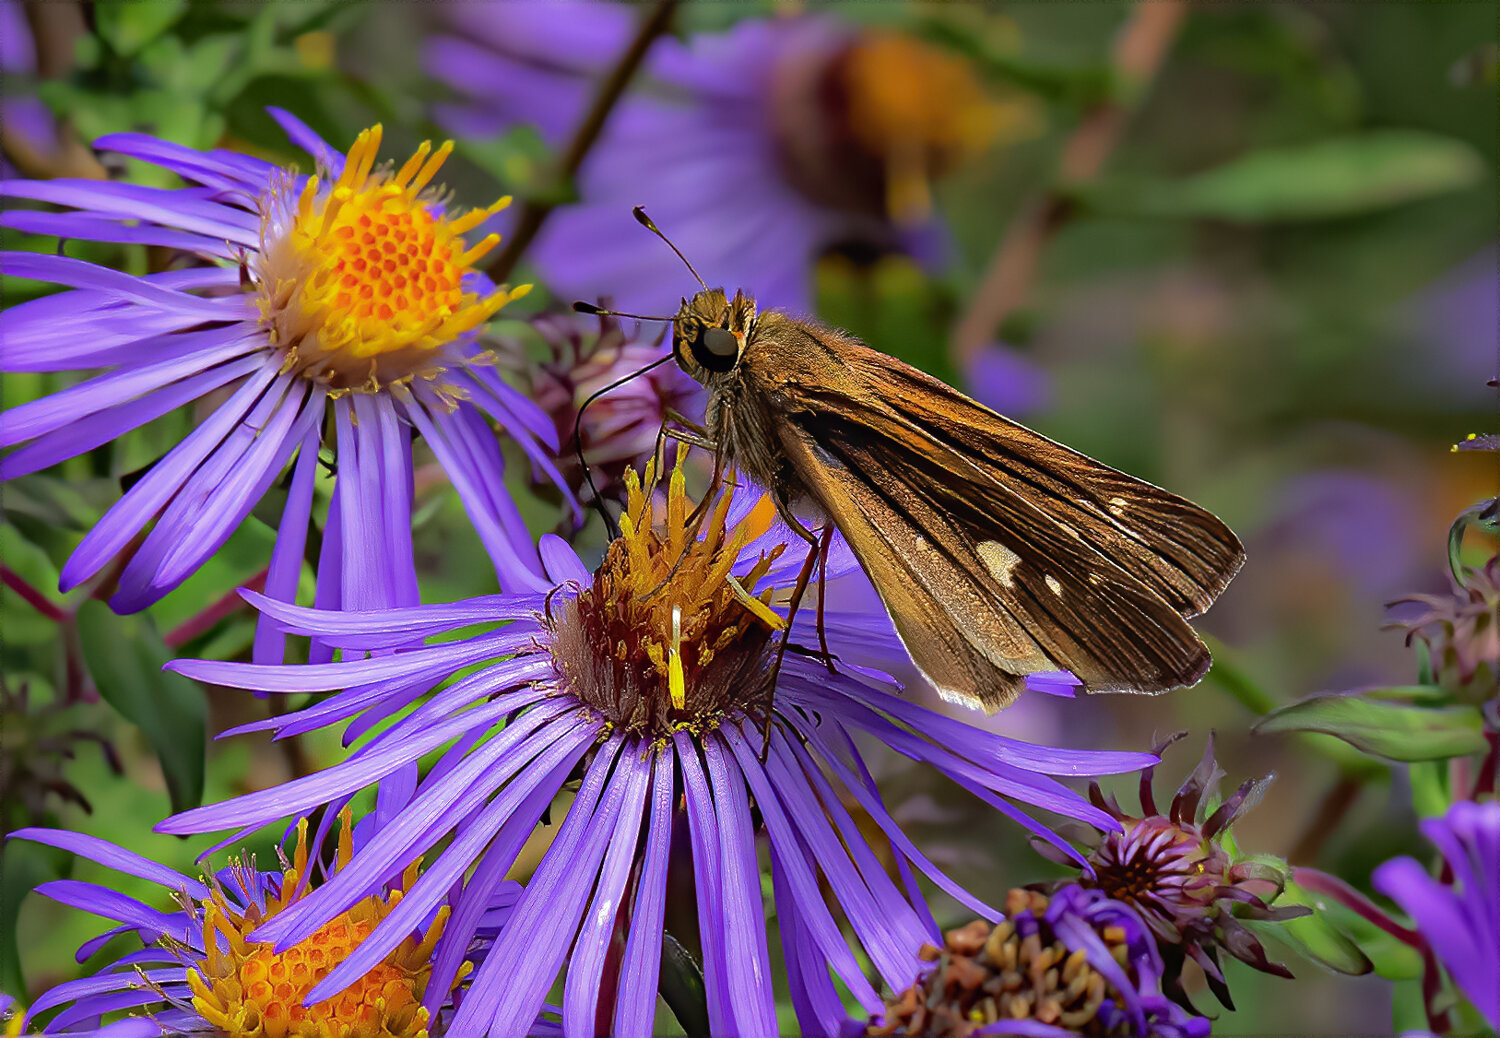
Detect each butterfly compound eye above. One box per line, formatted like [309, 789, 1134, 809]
[691, 326, 740, 373]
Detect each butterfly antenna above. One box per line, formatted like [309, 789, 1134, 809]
[633, 207, 707, 289]
[573, 353, 677, 541]
[572, 301, 674, 323]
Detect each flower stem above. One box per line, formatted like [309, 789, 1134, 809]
[485, 0, 679, 284]
[0, 565, 67, 624]
[162, 568, 270, 649]
[951, 0, 1188, 368]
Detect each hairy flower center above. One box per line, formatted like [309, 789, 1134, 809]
[256, 124, 527, 391]
[870, 890, 1129, 1035]
[188, 815, 452, 1038]
[1095, 819, 1220, 912]
[549, 459, 786, 739]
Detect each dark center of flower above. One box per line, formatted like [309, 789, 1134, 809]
[547, 460, 786, 739]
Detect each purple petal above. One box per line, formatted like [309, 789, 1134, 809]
[253, 424, 322, 664]
[7, 828, 206, 899]
[701, 738, 777, 1036]
[59, 360, 280, 591]
[612, 750, 676, 1038]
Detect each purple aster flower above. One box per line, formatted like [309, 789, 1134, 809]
[428, 3, 1026, 316]
[858, 885, 1210, 1037]
[9, 809, 547, 1037]
[161, 459, 1153, 1038]
[1373, 799, 1500, 1031]
[0, 110, 565, 658]
[1038, 733, 1309, 1011]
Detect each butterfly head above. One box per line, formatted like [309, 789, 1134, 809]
[672, 287, 756, 384]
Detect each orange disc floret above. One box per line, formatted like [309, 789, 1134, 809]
[257, 124, 530, 391]
[187, 811, 458, 1038]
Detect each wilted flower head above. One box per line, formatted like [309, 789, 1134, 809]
[8, 809, 527, 1038]
[1388, 552, 1500, 708]
[163, 458, 1152, 1038]
[495, 307, 700, 511]
[1042, 733, 1306, 1010]
[861, 886, 1209, 1037]
[1373, 798, 1500, 1031]
[428, 4, 1030, 315]
[0, 110, 560, 656]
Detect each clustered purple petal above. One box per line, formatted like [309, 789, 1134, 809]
[1373, 799, 1500, 1029]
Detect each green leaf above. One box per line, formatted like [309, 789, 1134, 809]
[458, 126, 565, 203]
[660, 932, 710, 1037]
[0, 838, 69, 998]
[1085, 131, 1484, 222]
[1242, 876, 1373, 976]
[1254, 690, 1487, 762]
[77, 601, 207, 815]
[95, 0, 189, 58]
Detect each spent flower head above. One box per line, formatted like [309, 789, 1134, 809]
[1039, 734, 1307, 1011]
[1388, 552, 1500, 710]
[162, 458, 1154, 1038]
[861, 886, 1210, 1038]
[0, 110, 562, 655]
[494, 307, 700, 512]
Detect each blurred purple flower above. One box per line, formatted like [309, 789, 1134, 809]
[0, 112, 562, 656]
[9, 811, 544, 1037]
[0, 0, 61, 181]
[428, 3, 1020, 316]
[963, 342, 1054, 420]
[1373, 799, 1500, 1030]
[1261, 470, 1420, 598]
[857, 885, 1210, 1037]
[160, 462, 1152, 1038]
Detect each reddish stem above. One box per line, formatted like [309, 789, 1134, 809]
[1, 564, 67, 623]
[1292, 866, 1420, 945]
[163, 568, 269, 648]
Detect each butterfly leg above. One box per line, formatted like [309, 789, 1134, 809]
[759, 496, 824, 759]
[814, 522, 836, 673]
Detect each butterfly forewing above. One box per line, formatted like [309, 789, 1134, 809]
[741, 316, 1243, 711]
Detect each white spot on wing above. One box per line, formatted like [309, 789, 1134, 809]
[1045, 575, 1062, 596]
[978, 541, 1020, 588]
[1108, 496, 1128, 517]
[915, 534, 928, 552]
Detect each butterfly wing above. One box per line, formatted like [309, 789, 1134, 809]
[745, 316, 1243, 711]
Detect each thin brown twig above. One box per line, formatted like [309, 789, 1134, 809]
[485, 0, 679, 285]
[5, 0, 106, 180]
[162, 568, 270, 649]
[1287, 772, 1362, 866]
[951, 0, 1189, 368]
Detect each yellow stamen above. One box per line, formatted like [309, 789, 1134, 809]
[188, 808, 452, 1038]
[256, 124, 524, 391]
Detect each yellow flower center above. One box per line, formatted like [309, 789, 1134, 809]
[256, 125, 529, 391]
[188, 812, 456, 1038]
[549, 457, 787, 739]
